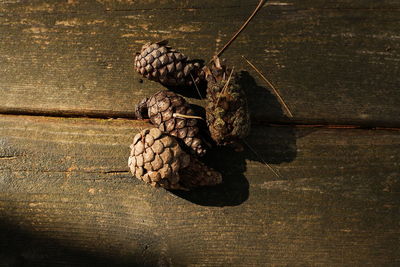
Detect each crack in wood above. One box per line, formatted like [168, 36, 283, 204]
[1, 112, 399, 131]
[40, 169, 130, 174]
[0, 169, 130, 174]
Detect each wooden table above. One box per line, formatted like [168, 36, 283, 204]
[1, 1, 399, 266]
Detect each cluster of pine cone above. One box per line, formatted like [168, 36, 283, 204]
[129, 40, 251, 190]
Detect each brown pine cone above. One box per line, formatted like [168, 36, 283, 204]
[135, 90, 206, 156]
[134, 40, 204, 87]
[204, 58, 251, 146]
[128, 128, 222, 190]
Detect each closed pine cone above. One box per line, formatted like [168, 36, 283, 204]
[204, 58, 251, 146]
[135, 90, 206, 156]
[134, 40, 204, 87]
[128, 128, 222, 190]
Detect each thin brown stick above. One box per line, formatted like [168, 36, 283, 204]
[242, 56, 294, 118]
[216, 68, 235, 107]
[190, 73, 203, 100]
[173, 113, 204, 120]
[210, 0, 266, 63]
[243, 140, 281, 178]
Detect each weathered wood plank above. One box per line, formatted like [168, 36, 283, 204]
[1, 0, 400, 125]
[0, 115, 399, 266]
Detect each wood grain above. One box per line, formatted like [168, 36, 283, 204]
[0, 115, 398, 266]
[1, 1, 399, 265]
[0, 0, 399, 126]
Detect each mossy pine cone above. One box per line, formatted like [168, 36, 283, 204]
[205, 58, 251, 146]
[128, 128, 222, 190]
[134, 40, 204, 87]
[135, 90, 206, 156]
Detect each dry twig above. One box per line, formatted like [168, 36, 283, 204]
[210, 0, 266, 63]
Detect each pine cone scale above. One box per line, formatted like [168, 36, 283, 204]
[157, 98, 170, 112]
[161, 109, 173, 121]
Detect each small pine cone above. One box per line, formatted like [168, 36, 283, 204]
[205, 58, 251, 146]
[135, 90, 206, 156]
[134, 40, 204, 87]
[128, 128, 221, 190]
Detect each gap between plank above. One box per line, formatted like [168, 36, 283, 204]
[0, 110, 399, 131]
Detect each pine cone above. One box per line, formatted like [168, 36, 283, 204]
[204, 58, 251, 146]
[128, 128, 222, 190]
[135, 90, 206, 156]
[134, 40, 204, 87]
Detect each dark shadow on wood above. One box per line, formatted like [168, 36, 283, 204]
[240, 70, 298, 165]
[0, 220, 164, 267]
[171, 146, 249, 207]
[0, 222, 130, 267]
[171, 71, 298, 206]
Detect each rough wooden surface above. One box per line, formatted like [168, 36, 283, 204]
[1, 0, 400, 125]
[0, 115, 399, 266]
[1, 0, 400, 266]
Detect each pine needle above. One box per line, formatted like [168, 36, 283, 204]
[173, 113, 204, 120]
[216, 67, 235, 107]
[222, 67, 235, 93]
[242, 56, 294, 118]
[210, 0, 266, 63]
[243, 139, 281, 178]
[190, 73, 203, 100]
